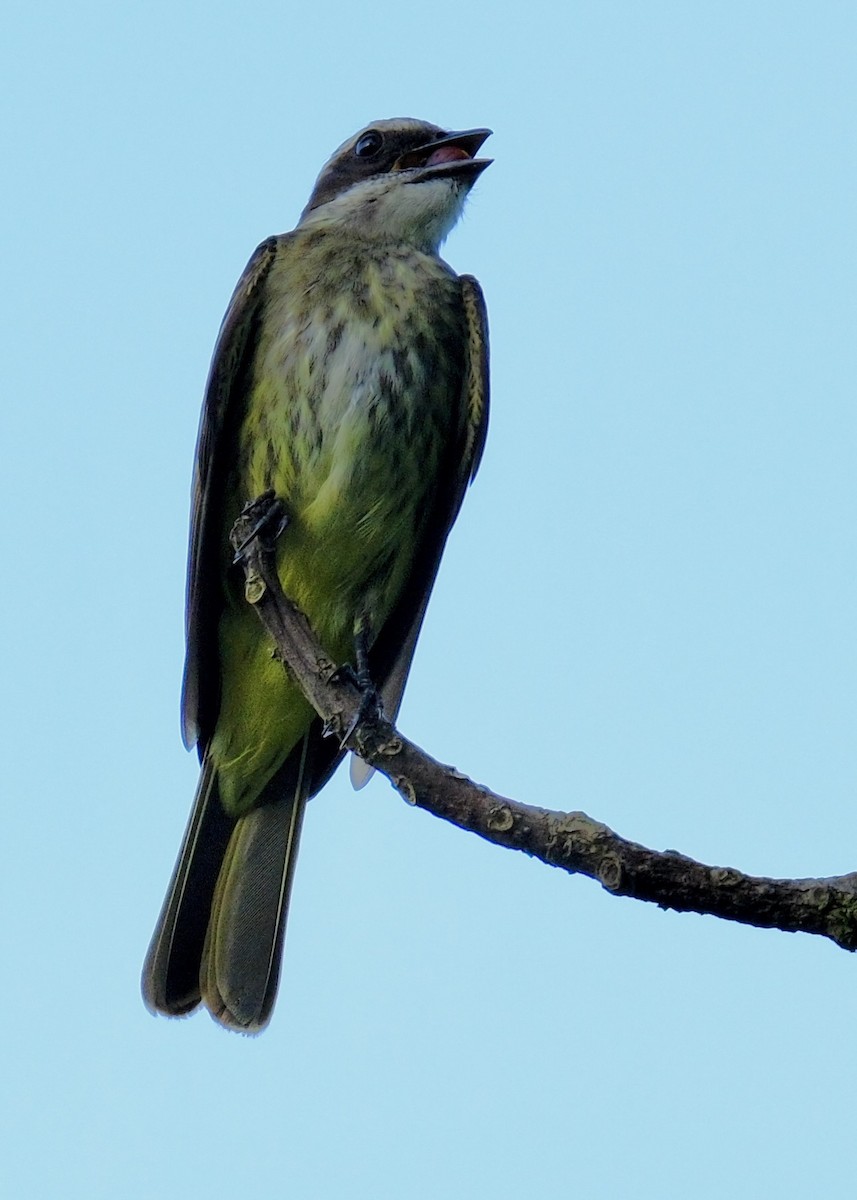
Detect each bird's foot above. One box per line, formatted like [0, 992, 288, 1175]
[230, 491, 290, 563]
[325, 662, 383, 746]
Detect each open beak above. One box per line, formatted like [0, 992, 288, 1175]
[394, 128, 493, 180]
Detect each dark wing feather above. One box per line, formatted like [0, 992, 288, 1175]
[459, 275, 491, 488]
[353, 273, 489, 784]
[181, 237, 281, 752]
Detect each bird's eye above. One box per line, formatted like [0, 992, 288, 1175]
[354, 130, 383, 158]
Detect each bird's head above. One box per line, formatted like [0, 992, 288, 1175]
[298, 118, 492, 252]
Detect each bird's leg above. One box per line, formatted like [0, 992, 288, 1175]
[230, 490, 290, 563]
[328, 613, 383, 745]
[352, 613, 374, 694]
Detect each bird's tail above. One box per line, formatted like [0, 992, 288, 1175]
[142, 738, 312, 1033]
[200, 737, 311, 1032]
[142, 755, 233, 1018]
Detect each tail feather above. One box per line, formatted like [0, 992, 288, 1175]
[200, 736, 312, 1032]
[141, 757, 234, 1016]
[143, 736, 315, 1031]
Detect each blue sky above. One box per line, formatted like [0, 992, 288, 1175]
[3, 2, 857, 1196]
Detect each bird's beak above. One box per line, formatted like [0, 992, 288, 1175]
[394, 128, 493, 180]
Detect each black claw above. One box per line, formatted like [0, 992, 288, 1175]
[329, 663, 360, 689]
[341, 682, 382, 747]
[231, 492, 290, 563]
[330, 662, 383, 746]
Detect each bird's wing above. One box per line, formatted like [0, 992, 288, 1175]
[181, 236, 281, 752]
[351, 274, 489, 787]
[458, 274, 491, 489]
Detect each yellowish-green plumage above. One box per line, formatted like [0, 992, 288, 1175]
[142, 118, 491, 1032]
[212, 236, 467, 816]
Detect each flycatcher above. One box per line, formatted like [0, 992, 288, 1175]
[142, 118, 492, 1032]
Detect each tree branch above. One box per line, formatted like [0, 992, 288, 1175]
[230, 493, 857, 952]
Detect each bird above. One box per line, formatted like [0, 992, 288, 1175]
[142, 118, 492, 1032]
